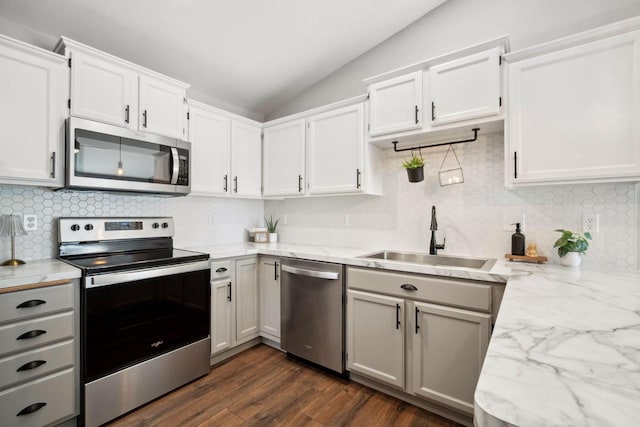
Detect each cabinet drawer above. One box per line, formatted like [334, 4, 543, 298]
[211, 260, 232, 280]
[347, 267, 491, 312]
[0, 283, 74, 325]
[0, 368, 75, 427]
[0, 312, 74, 357]
[0, 340, 74, 389]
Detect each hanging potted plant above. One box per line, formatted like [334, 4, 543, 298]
[553, 229, 592, 267]
[402, 152, 425, 183]
[265, 215, 280, 243]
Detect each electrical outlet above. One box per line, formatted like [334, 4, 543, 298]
[208, 213, 215, 225]
[344, 214, 349, 226]
[282, 215, 288, 225]
[23, 214, 37, 231]
[583, 213, 599, 234]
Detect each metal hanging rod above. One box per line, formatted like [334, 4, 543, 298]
[392, 128, 480, 153]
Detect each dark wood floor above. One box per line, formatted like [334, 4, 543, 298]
[107, 344, 460, 426]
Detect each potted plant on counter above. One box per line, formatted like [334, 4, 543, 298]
[553, 229, 592, 267]
[402, 153, 425, 183]
[265, 215, 280, 243]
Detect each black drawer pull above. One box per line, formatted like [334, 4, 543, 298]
[17, 330, 46, 340]
[16, 299, 46, 309]
[17, 402, 46, 416]
[215, 267, 228, 273]
[401, 284, 417, 291]
[17, 360, 47, 372]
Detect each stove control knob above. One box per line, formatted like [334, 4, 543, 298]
[70, 224, 80, 231]
[161, 222, 169, 229]
[84, 224, 94, 231]
[152, 223, 160, 229]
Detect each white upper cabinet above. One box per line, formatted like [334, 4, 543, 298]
[188, 102, 231, 196]
[368, 71, 422, 136]
[57, 37, 189, 140]
[307, 103, 365, 194]
[231, 121, 262, 198]
[429, 48, 501, 125]
[262, 119, 306, 197]
[139, 75, 187, 139]
[69, 50, 137, 129]
[506, 26, 640, 186]
[0, 35, 66, 187]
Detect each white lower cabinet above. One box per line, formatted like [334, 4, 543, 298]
[235, 258, 260, 342]
[411, 301, 491, 414]
[346, 290, 404, 388]
[210, 278, 233, 355]
[259, 257, 280, 341]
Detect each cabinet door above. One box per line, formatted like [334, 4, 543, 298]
[263, 119, 306, 196]
[346, 290, 404, 388]
[211, 279, 233, 355]
[307, 103, 364, 194]
[139, 75, 186, 139]
[230, 121, 262, 197]
[0, 37, 66, 186]
[70, 51, 137, 129]
[430, 48, 501, 125]
[411, 301, 491, 414]
[188, 105, 231, 196]
[368, 71, 422, 136]
[235, 258, 259, 341]
[507, 30, 640, 185]
[259, 257, 280, 340]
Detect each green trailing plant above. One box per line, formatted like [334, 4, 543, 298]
[553, 229, 592, 257]
[402, 153, 425, 170]
[264, 215, 280, 233]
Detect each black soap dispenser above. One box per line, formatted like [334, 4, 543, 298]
[511, 223, 525, 256]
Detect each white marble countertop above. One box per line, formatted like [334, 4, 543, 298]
[0, 259, 81, 292]
[474, 262, 640, 427]
[188, 242, 512, 283]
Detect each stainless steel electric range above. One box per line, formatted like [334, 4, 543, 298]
[58, 217, 210, 427]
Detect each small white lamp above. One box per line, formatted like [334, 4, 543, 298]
[1, 214, 27, 266]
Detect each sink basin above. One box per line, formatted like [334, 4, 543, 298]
[358, 250, 496, 271]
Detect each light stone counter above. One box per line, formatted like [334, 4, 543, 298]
[0, 259, 81, 293]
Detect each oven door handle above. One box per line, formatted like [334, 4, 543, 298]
[170, 147, 180, 185]
[85, 260, 210, 288]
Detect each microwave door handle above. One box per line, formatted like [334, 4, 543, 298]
[170, 147, 179, 185]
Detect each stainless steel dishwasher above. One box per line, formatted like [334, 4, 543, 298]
[281, 258, 345, 375]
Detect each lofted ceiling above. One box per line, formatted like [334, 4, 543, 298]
[0, 0, 447, 119]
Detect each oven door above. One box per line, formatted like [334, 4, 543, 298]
[82, 261, 210, 382]
[67, 117, 190, 195]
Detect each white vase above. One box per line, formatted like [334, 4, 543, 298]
[560, 252, 582, 267]
[269, 233, 278, 243]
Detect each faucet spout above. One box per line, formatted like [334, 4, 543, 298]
[429, 205, 445, 255]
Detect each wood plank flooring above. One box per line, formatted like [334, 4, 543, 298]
[107, 344, 461, 427]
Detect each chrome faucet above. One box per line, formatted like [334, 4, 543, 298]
[429, 205, 446, 255]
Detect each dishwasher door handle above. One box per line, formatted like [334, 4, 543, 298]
[281, 264, 339, 280]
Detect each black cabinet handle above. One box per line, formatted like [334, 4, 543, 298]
[16, 299, 46, 309]
[125, 105, 130, 124]
[356, 169, 361, 189]
[514, 152, 518, 179]
[224, 174, 228, 192]
[395, 304, 401, 330]
[298, 175, 303, 192]
[233, 176, 238, 193]
[227, 282, 232, 302]
[400, 284, 417, 291]
[415, 105, 419, 124]
[215, 267, 227, 273]
[431, 102, 436, 121]
[274, 262, 279, 280]
[17, 360, 47, 372]
[17, 330, 46, 340]
[415, 307, 420, 334]
[142, 110, 148, 128]
[17, 402, 46, 417]
[50, 152, 56, 179]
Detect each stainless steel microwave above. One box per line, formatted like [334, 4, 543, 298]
[66, 117, 190, 195]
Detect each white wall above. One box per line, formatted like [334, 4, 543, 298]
[0, 186, 263, 261]
[265, 134, 638, 271]
[268, 0, 640, 119]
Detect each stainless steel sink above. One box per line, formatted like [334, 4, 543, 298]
[358, 250, 496, 271]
